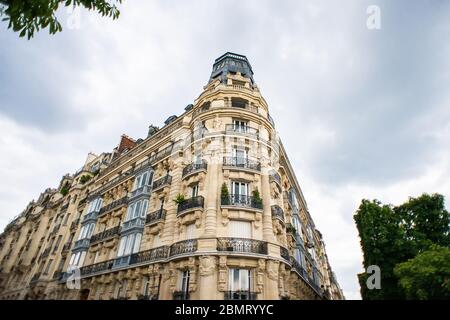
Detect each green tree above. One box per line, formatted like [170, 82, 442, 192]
[220, 183, 230, 205]
[0, 0, 122, 39]
[394, 245, 450, 300]
[354, 193, 449, 300]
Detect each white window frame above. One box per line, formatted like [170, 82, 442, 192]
[229, 268, 251, 292]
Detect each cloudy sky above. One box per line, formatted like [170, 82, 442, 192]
[1, 0, 449, 299]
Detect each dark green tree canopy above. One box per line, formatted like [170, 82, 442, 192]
[354, 193, 449, 300]
[0, 0, 122, 39]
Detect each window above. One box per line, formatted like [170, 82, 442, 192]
[293, 216, 301, 236]
[125, 199, 149, 221]
[53, 235, 62, 253]
[232, 119, 248, 133]
[229, 220, 251, 238]
[68, 251, 86, 269]
[232, 181, 248, 197]
[87, 198, 103, 213]
[117, 233, 142, 257]
[295, 248, 306, 267]
[229, 269, 251, 292]
[133, 171, 153, 191]
[232, 148, 248, 160]
[153, 234, 162, 247]
[184, 224, 195, 240]
[191, 184, 199, 198]
[178, 270, 190, 293]
[78, 223, 95, 240]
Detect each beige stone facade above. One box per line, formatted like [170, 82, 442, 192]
[0, 52, 344, 300]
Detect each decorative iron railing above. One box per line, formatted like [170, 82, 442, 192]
[82, 210, 99, 224]
[222, 157, 261, 171]
[224, 291, 257, 300]
[121, 217, 145, 234]
[152, 175, 172, 191]
[169, 239, 198, 257]
[72, 238, 91, 251]
[80, 259, 115, 276]
[280, 246, 290, 261]
[129, 185, 152, 200]
[146, 209, 166, 225]
[177, 196, 205, 215]
[217, 237, 268, 254]
[271, 205, 285, 222]
[99, 196, 128, 216]
[221, 194, 263, 210]
[173, 291, 190, 300]
[269, 171, 281, 186]
[90, 226, 120, 244]
[129, 246, 169, 265]
[182, 161, 208, 178]
[225, 124, 259, 138]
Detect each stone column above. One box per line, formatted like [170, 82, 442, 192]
[198, 256, 217, 299]
[264, 260, 280, 299]
[261, 166, 275, 242]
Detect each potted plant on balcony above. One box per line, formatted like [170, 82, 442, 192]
[251, 188, 263, 208]
[173, 193, 186, 205]
[221, 183, 230, 205]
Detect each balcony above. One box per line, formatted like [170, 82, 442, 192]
[217, 237, 268, 255]
[177, 196, 204, 216]
[112, 255, 132, 268]
[62, 242, 72, 253]
[70, 218, 80, 230]
[280, 246, 290, 261]
[269, 171, 281, 186]
[182, 161, 208, 178]
[173, 291, 190, 300]
[146, 209, 166, 225]
[82, 210, 99, 224]
[290, 256, 308, 280]
[225, 124, 259, 139]
[129, 245, 169, 265]
[99, 196, 128, 216]
[271, 205, 285, 223]
[121, 217, 145, 234]
[222, 157, 261, 172]
[128, 185, 151, 200]
[224, 291, 257, 300]
[72, 238, 91, 251]
[80, 259, 114, 277]
[152, 175, 172, 191]
[169, 239, 198, 257]
[221, 194, 263, 210]
[90, 226, 120, 245]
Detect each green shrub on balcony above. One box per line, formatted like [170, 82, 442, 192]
[173, 193, 186, 205]
[79, 175, 92, 184]
[286, 224, 297, 235]
[60, 183, 69, 196]
[252, 188, 263, 207]
[221, 183, 230, 205]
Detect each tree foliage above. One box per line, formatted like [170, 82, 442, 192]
[394, 245, 450, 300]
[0, 0, 122, 39]
[354, 193, 449, 299]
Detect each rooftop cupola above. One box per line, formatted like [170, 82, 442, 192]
[209, 52, 255, 85]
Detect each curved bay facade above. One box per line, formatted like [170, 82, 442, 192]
[0, 52, 344, 300]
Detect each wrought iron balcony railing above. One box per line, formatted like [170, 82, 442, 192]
[221, 194, 263, 210]
[271, 205, 285, 222]
[121, 217, 145, 234]
[222, 157, 261, 172]
[182, 161, 208, 178]
[129, 185, 152, 200]
[224, 291, 257, 300]
[290, 256, 308, 280]
[99, 196, 128, 216]
[225, 124, 259, 138]
[169, 239, 198, 257]
[90, 226, 120, 245]
[177, 196, 205, 215]
[173, 291, 190, 300]
[152, 175, 172, 191]
[80, 259, 114, 276]
[217, 237, 268, 255]
[146, 209, 166, 225]
[129, 245, 169, 265]
[280, 246, 290, 261]
[72, 238, 91, 251]
[82, 210, 99, 224]
[269, 171, 281, 186]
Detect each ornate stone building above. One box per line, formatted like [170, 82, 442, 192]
[0, 52, 344, 300]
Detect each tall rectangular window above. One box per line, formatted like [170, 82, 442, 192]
[229, 220, 251, 238]
[191, 184, 199, 198]
[232, 119, 248, 132]
[229, 269, 251, 292]
[232, 181, 248, 196]
[184, 224, 196, 240]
